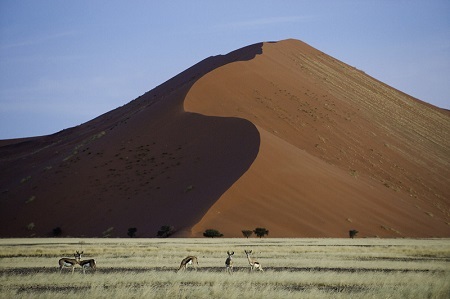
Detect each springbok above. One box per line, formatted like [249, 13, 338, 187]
[58, 251, 82, 274]
[244, 250, 263, 272]
[178, 256, 198, 272]
[225, 251, 234, 274]
[79, 256, 97, 274]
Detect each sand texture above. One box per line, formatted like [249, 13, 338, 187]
[1, 39, 449, 237]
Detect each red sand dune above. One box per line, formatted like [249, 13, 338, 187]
[0, 39, 449, 238]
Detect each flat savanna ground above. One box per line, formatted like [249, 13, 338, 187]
[0, 238, 449, 298]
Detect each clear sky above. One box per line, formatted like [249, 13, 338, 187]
[1, 1, 449, 139]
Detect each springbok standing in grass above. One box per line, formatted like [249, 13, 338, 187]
[178, 256, 198, 272]
[225, 251, 234, 274]
[58, 251, 82, 274]
[244, 250, 263, 272]
[79, 255, 97, 274]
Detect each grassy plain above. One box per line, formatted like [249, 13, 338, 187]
[0, 238, 449, 298]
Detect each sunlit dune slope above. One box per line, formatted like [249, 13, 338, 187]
[185, 39, 450, 237]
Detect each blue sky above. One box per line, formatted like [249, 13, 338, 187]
[1, 1, 449, 139]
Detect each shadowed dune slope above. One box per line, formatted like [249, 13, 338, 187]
[185, 39, 450, 237]
[1, 39, 449, 237]
[0, 43, 263, 237]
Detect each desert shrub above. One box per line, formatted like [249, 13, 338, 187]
[102, 227, 114, 238]
[27, 222, 35, 231]
[349, 229, 359, 238]
[20, 176, 32, 184]
[127, 227, 137, 238]
[203, 229, 223, 238]
[157, 225, 174, 238]
[242, 230, 253, 238]
[52, 227, 62, 237]
[253, 227, 269, 238]
[25, 195, 36, 204]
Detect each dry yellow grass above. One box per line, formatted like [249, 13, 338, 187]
[0, 238, 449, 298]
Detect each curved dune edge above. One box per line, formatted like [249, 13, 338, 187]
[0, 43, 264, 238]
[190, 127, 444, 237]
[185, 40, 450, 237]
[0, 39, 448, 238]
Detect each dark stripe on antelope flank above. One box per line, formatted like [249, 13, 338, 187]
[60, 259, 77, 265]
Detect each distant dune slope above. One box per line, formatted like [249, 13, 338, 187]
[185, 39, 450, 237]
[1, 39, 449, 237]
